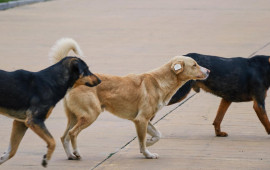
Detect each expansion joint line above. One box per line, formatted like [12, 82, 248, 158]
[248, 41, 270, 58]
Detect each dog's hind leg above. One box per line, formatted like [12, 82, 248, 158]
[61, 117, 77, 160]
[134, 117, 158, 159]
[213, 98, 231, 137]
[64, 89, 101, 160]
[68, 113, 99, 160]
[0, 120, 28, 165]
[26, 119, 55, 167]
[61, 106, 78, 160]
[253, 99, 270, 134]
[146, 122, 161, 147]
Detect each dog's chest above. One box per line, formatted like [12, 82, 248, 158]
[0, 107, 26, 121]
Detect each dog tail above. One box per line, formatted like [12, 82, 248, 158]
[49, 38, 84, 64]
[167, 80, 195, 105]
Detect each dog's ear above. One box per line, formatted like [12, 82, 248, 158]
[171, 61, 184, 74]
[71, 59, 84, 75]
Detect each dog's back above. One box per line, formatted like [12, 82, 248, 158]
[66, 73, 146, 120]
[187, 53, 251, 101]
[169, 53, 270, 104]
[0, 70, 33, 110]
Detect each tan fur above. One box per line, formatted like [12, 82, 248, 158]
[73, 74, 100, 88]
[61, 55, 210, 160]
[45, 107, 54, 119]
[6, 120, 28, 160]
[212, 99, 231, 137]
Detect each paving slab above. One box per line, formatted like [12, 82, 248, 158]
[0, 0, 270, 169]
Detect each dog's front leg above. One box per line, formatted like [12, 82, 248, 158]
[213, 98, 231, 137]
[26, 118, 55, 167]
[0, 120, 28, 165]
[134, 118, 158, 159]
[146, 122, 161, 147]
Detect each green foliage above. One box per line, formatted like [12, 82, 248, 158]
[0, 0, 16, 3]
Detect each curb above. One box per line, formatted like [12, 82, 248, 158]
[0, 0, 49, 10]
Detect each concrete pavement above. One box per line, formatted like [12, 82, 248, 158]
[0, 0, 270, 169]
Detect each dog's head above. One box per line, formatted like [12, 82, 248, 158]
[171, 56, 210, 81]
[64, 57, 101, 88]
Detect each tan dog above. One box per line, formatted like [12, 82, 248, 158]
[50, 40, 210, 159]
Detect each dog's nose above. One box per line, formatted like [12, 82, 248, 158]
[95, 77, 101, 85]
[85, 74, 101, 87]
[206, 69, 210, 74]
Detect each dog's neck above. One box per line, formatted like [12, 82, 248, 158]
[148, 63, 187, 105]
[38, 62, 74, 102]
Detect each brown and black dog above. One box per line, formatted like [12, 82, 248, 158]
[169, 53, 270, 137]
[0, 38, 100, 167]
[49, 40, 210, 160]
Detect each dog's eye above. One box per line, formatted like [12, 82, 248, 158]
[192, 64, 196, 67]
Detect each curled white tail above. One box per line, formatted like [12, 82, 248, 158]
[49, 38, 84, 64]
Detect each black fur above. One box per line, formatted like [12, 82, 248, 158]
[169, 53, 270, 104]
[0, 56, 100, 167]
[0, 56, 100, 120]
[167, 80, 195, 105]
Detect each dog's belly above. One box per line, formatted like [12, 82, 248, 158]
[0, 107, 26, 121]
[198, 82, 252, 102]
[104, 105, 138, 120]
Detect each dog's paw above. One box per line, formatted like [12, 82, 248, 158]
[216, 131, 228, 137]
[143, 149, 159, 159]
[42, 154, 48, 167]
[267, 130, 270, 135]
[0, 156, 5, 164]
[73, 151, 81, 160]
[0, 152, 9, 164]
[68, 155, 80, 160]
[145, 153, 159, 159]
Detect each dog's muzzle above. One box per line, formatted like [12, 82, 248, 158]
[85, 74, 101, 87]
[198, 67, 210, 80]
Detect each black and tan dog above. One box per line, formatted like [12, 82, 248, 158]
[169, 53, 270, 137]
[0, 38, 100, 167]
[49, 40, 210, 160]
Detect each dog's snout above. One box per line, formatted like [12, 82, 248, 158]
[196, 66, 210, 80]
[201, 67, 210, 75]
[95, 76, 101, 85]
[85, 74, 101, 87]
[204, 68, 210, 76]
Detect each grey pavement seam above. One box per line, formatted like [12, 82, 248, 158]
[248, 41, 270, 58]
[0, 0, 50, 10]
